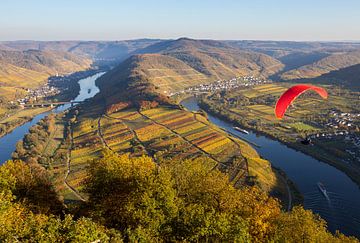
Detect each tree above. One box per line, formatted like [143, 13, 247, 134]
[273, 206, 358, 243]
[84, 150, 358, 242]
[85, 150, 178, 240]
[0, 160, 123, 242]
[0, 160, 63, 215]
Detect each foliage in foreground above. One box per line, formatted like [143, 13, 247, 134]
[0, 160, 122, 242]
[0, 151, 358, 242]
[84, 150, 358, 242]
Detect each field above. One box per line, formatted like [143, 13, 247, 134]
[206, 83, 358, 141]
[288, 122, 319, 132]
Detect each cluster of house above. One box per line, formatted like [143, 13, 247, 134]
[16, 85, 60, 105]
[309, 131, 360, 162]
[309, 130, 350, 139]
[325, 110, 360, 129]
[169, 76, 270, 96]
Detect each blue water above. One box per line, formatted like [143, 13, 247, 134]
[181, 97, 360, 238]
[0, 72, 104, 164]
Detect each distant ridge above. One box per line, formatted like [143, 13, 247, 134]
[301, 63, 360, 90]
[280, 50, 360, 80]
[0, 39, 162, 62]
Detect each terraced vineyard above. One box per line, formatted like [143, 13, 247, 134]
[59, 103, 276, 200]
[241, 84, 287, 99]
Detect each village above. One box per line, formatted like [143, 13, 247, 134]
[309, 131, 360, 164]
[306, 110, 360, 163]
[169, 76, 270, 96]
[14, 85, 60, 106]
[325, 110, 360, 129]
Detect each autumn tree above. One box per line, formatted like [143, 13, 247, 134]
[0, 160, 63, 215]
[84, 150, 359, 242]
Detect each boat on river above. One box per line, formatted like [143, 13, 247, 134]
[233, 126, 249, 134]
[317, 182, 329, 199]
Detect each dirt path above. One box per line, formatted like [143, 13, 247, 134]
[101, 114, 151, 157]
[97, 115, 113, 150]
[138, 111, 227, 168]
[64, 122, 86, 202]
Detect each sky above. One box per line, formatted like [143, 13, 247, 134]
[1, 0, 359, 41]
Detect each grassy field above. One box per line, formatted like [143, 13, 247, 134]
[288, 122, 319, 132]
[206, 83, 359, 141]
[240, 84, 287, 98]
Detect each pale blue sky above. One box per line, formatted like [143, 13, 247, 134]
[1, 0, 359, 41]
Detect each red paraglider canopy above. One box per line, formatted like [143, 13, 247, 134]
[275, 84, 328, 119]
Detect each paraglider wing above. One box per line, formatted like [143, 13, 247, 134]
[275, 84, 328, 119]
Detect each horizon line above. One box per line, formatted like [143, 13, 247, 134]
[1, 37, 360, 43]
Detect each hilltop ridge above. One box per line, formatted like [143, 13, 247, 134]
[281, 50, 360, 80]
[96, 38, 284, 108]
[0, 49, 92, 101]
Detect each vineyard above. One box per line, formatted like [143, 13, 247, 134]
[56, 103, 275, 200]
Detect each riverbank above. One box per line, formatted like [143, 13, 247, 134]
[0, 70, 102, 140]
[48, 69, 102, 102]
[198, 101, 360, 188]
[0, 107, 53, 139]
[180, 96, 360, 237]
[0, 72, 105, 164]
[179, 98, 298, 210]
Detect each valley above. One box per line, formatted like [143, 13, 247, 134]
[1, 38, 360, 240]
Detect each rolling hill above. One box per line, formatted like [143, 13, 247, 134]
[302, 63, 360, 90]
[0, 49, 92, 100]
[96, 38, 284, 106]
[0, 39, 161, 62]
[280, 50, 360, 80]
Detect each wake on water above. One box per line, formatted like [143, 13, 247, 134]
[304, 185, 360, 237]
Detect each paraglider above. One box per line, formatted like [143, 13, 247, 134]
[275, 84, 328, 119]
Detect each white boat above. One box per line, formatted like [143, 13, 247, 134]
[317, 182, 329, 199]
[233, 126, 249, 134]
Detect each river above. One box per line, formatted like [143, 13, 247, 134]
[181, 96, 360, 238]
[1, 76, 359, 237]
[0, 72, 104, 164]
